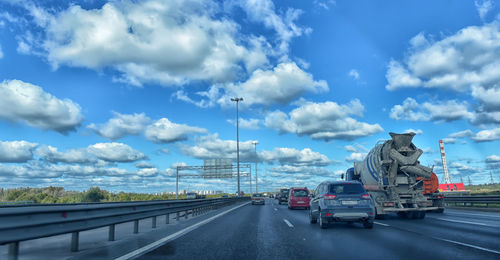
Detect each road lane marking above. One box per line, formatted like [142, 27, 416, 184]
[374, 222, 390, 227]
[283, 219, 294, 228]
[429, 217, 500, 228]
[446, 212, 500, 219]
[115, 201, 251, 260]
[433, 237, 500, 255]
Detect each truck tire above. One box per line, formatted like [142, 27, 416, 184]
[397, 212, 409, 219]
[435, 208, 444, 213]
[418, 211, 426, 219]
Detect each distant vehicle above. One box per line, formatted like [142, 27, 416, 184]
[288, 187, 310, 209]
[309, 181, 375, 229]
[186, 192, 197, 199]
[278, 188, 290, 204]
[251, 193, 265, 205]
[221, 195, 229, 198]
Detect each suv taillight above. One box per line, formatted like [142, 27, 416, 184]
[361, 194, 371, 199]
[323, 194, 337, 200]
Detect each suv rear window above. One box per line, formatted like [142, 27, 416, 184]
[329, 183, 365, 194]
[252, 194, 263, 197]
[292, 190, 308, 197]
[280, 189, 289, 195]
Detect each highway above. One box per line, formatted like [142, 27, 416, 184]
[1, 198, 499, 259]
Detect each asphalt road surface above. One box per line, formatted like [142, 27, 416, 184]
[139, 198, 500, 260]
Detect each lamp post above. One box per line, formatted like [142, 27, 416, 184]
[252, 141, 258, 193]
[231, 97, 243, 196]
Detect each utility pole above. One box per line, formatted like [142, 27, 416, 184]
[490, 171, 495, 184]
[231, 97, 243, 196]
[468, 176, 472, 186]
[252, 141, 259, 193]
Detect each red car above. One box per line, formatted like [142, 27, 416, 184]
[288, 188, 310, 209]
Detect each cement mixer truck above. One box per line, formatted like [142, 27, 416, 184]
[345, 132, 439, 219]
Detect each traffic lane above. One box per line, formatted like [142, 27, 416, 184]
[374, 212, 500, 252]
[437, 208, 500, 226]
[272, 202, 497, 259]
[140, 198, 312, 260]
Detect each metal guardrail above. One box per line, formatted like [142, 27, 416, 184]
[444, 195, 500, 207]
[0, 197, 249, 259]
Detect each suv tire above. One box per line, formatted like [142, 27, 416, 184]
[363, 220, 374, 229]
[309, 209, 317, 224]
[319, 210, 328, 229]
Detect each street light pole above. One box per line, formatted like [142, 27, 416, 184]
[231, 97, 243, 196]
[252, 141, 258, 193]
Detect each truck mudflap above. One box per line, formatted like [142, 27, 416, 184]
[383, 207, 438, 212]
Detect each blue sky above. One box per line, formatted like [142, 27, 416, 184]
[0, 0, 499, 193]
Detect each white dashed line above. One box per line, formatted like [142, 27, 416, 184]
[433, 237, 500, 255]
[428, 217, 500, 228]
[283, 219, 294, 228]
[374, 222, 390, 227]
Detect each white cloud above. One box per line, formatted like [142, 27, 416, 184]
[145, 118, 206, 143]
[0, 80, 83, 133]
[471, 128, 500, 142]
[186, 62, 328, 108]
[345, 152, 366, 163]
[88, 112, 151, 140]
[227, 118, 260, 130]
[475, 0, 494, 21]
[441, 137, 456, 144]
[264, 100, 383, 141]
[0, 140, 38, 163]
[180, 134, 256, 161]
[137, 168, 159, 177]
[237, 0, 311, 54]
[390, 98, 473, 122]
[35, 145, 97, 164]
[87, 142, 146, 162]
[403, 129, 423, 135]
[0, 44, 3, 58]
[260, 147, 332, 166]
[348, 69, 359, 80]
[486, 154, 500, 163]
[136, 161, 154, 168]
[269, 165, 332, 177]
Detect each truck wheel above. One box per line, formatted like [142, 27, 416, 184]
[397, 212, 409, 219]
[435, 208, 444, 213]
[309, 209, 317, 224]
[418, 212, 426, 219]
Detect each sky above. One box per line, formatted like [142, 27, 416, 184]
[0, 0, 499, 194]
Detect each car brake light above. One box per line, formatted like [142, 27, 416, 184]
[361, 194, 371, 199]
[323, 194, 337, 200]
[325, 213, 332, 217]
[383, 202, 394, 207]
[437, 194, 444, 199]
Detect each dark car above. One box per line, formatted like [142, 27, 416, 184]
[309, 181, 375, 229]
[278, 188, 290, 204]
[288, 187, 310, 209]
[251, 193, 265, 205]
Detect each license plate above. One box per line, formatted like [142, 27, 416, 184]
[342, 200, 358, 205]
[297, 201, 304, 203]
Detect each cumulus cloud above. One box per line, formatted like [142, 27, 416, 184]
[227, 118, 260, 130]
[348, 69, 359, 80]
[0, 140, 38, 163]
[403, 128, 423, 135]
[390, 98, 473, 122]
[0, 44, 3, 58]
[485, 154, 500, 163]
[180, 62, 328, 108]
[0, 80, 83, 133]
[145, 118, 207, 143]
[87, 142, 146, 162]
[269, 165, 332, 177]
[180, 134, 256, 161]
[345, 152, 367, 163]
[88, 112, 151, 140]
[136, 161, 154, 168]
[35, 145, 97, 164]
[443, 128, 500, 143]
[260, 148, 332, 167]
[264, 99, 383, 141]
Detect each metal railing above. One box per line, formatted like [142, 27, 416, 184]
[0, 197, 249, 259]
[444, 195, 500, 207]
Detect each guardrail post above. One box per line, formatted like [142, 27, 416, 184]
[134, 220, 139, 234]
[176, 212, 180, 221]
[152, 216, 157, 228]
[109, 224, 115, 241]
[71, 232, 79, 252]
[8, 242, 19, 260]
[185, 210, 188, 219]
[166, 213, 170, 224]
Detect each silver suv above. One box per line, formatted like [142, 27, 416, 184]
[309, 181, 375, 229]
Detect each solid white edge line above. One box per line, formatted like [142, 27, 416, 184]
[429, 217, 500, 228]
[434, 237, 500, 255]
[115, 201, 251, 260]
[374, 222, 390, 227]
[283, 219, 294, 228]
